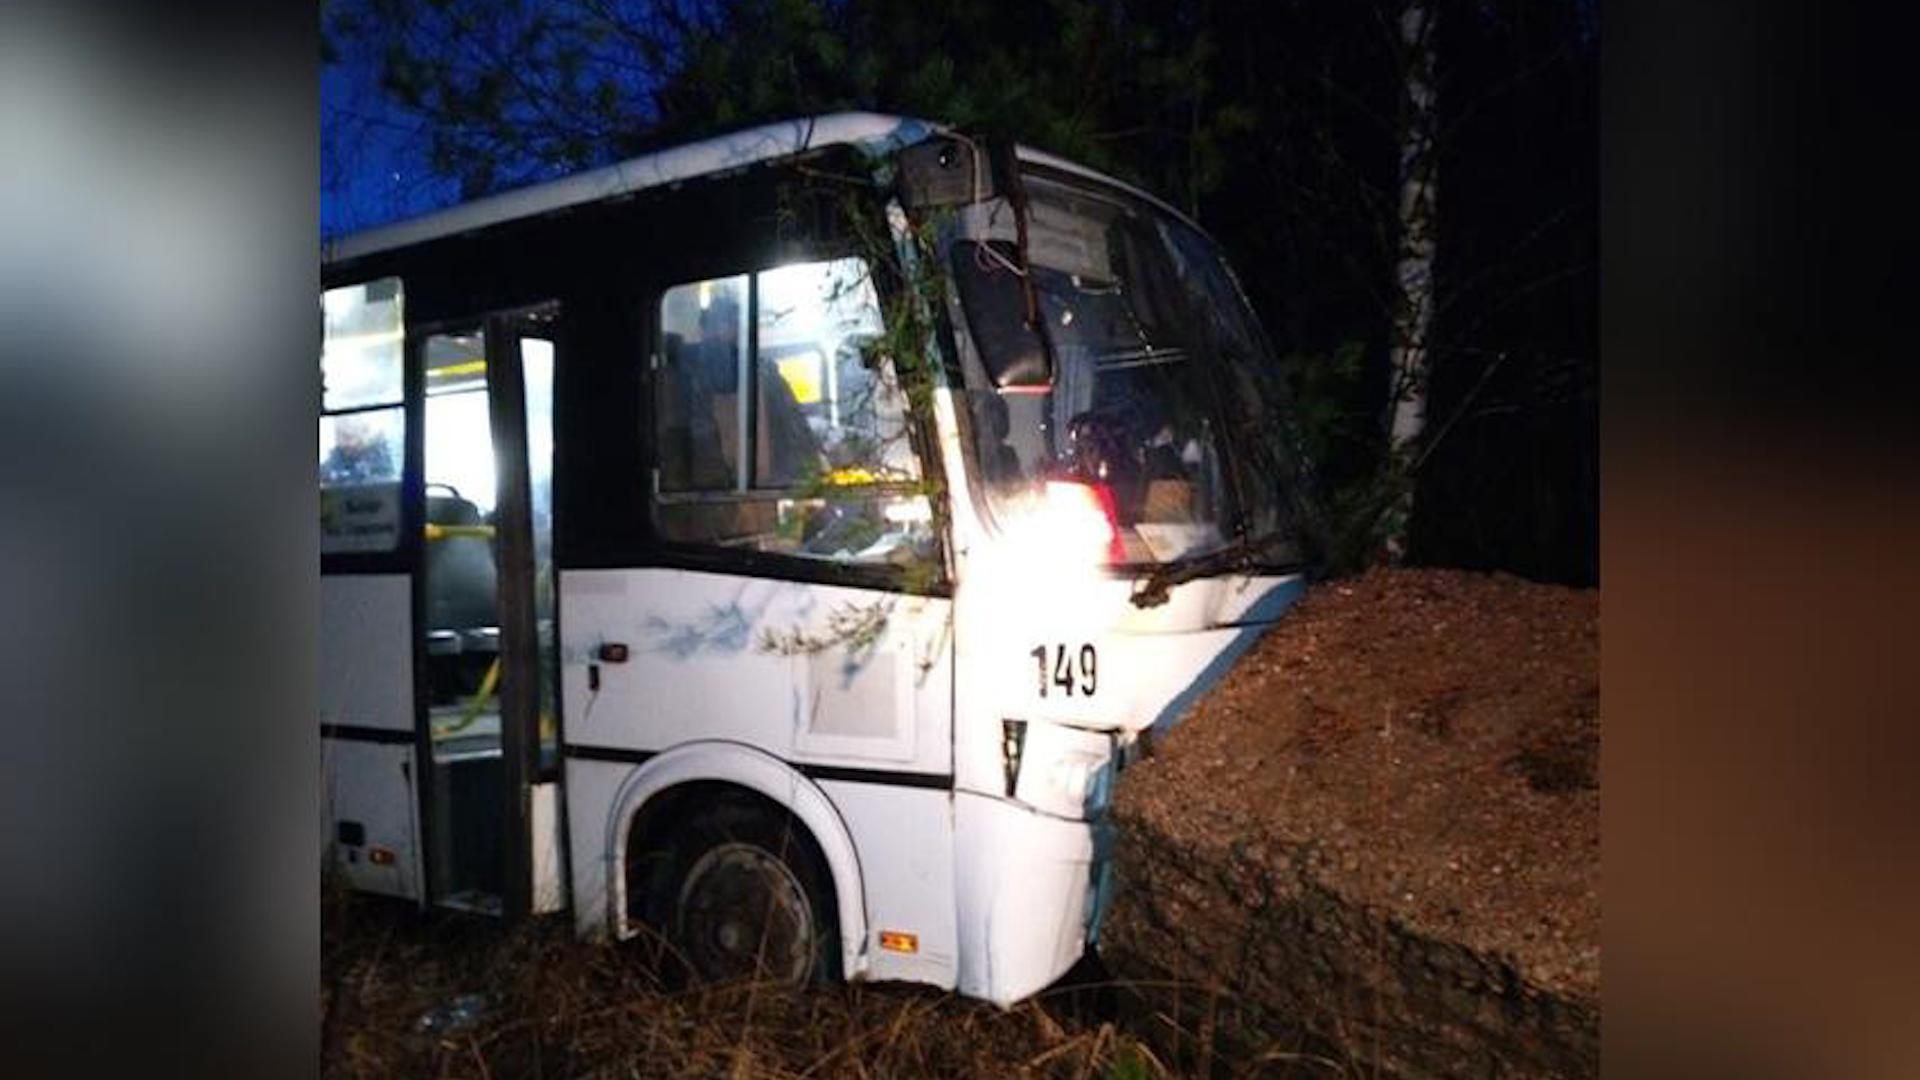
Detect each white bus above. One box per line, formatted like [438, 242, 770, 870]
[319, 112, 1319, 1005]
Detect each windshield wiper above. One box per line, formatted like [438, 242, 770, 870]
[1128, 531, 1303, 609]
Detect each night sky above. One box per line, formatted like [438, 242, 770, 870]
[320, 40, 461, 240]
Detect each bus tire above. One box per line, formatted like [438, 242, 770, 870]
[636, 792, 840, 987]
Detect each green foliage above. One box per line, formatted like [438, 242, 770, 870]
[1284, 338, 1368, 483]
[327, 0, 1251, 208]
[747, 164, 953, 658]
[1104, 1039, 1154, 1080]
[1275, 337, 1391, 570]
[757, 600, 892, 657]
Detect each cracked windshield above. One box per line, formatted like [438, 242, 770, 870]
[956, 173, 1307, 568]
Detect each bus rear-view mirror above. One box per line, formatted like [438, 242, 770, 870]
[950, 240, 1052, 390]
[897, 137, 993, 208]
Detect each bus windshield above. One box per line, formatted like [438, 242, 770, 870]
[952, 171, 1313, 568]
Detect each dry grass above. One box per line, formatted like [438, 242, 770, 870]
[320, 891, 1349, 1080]
[324, 892, 1118, 1079]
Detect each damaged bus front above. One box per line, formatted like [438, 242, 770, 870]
[897, 135, 1325, 1002]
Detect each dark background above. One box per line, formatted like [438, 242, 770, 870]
[322, 0, 1599, 584]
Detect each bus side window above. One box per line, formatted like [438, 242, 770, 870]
[319, 277, 406, 554]
[651, 258, 934, 572]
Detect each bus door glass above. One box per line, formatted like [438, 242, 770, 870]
[418, 307, 559, 917]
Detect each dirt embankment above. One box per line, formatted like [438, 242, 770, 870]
[1103, 567, 1599, 1079]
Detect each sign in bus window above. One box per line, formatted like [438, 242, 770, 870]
[319, 409, 404, 552]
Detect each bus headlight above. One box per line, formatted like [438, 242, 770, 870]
[1002, 718, 1116, 820]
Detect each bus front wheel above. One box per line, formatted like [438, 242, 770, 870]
[638, 794, 840, 986]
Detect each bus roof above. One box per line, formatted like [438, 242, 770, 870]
[321, 112, 1196, 266]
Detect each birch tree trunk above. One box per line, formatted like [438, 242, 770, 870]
[1383, 0, 1438, 561]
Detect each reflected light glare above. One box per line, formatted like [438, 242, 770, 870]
[967, 480, 1120, 625]
[425, 391, 498, 512]
[757, 262, 827, 340]
[883, 496, 933, 524]
[321, 328, 404, 350]
[1039, 480, 1125, 564]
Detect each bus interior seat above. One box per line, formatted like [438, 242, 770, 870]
[425, 490, 499, 701]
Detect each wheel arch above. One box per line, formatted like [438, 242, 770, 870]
[602, 741, 868, 979]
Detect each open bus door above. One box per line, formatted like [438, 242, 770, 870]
[321, 287, 565, 917]
[415, 305, 564, 920]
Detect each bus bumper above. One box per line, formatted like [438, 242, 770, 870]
[952, 789, 1101, 1005]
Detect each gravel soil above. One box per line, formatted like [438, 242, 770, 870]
[1102, 566, 1598, 1077]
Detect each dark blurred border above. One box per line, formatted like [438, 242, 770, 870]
[3, 1, 1916, 1078]
[0, 2, 315, 1076]
[1608, 2, 1918, 1078]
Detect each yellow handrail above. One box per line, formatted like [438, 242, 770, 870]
[424, 515, 555, 744]
[435, 656, 500, 736]
[424, 522, 496, 541]
[432, 657, 559, 745]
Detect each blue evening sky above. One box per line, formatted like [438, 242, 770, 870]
[320, 41, 462, 240]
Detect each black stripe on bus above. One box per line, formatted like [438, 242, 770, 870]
[561, 744, 952, 791]
[562, 744, 657, 767]
[321, 723, 417, 745]
[797, 764, 953, 790]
